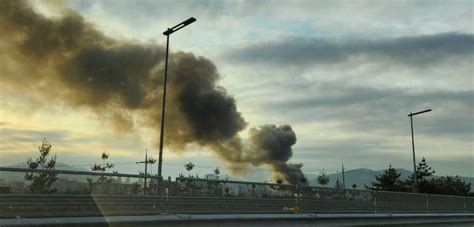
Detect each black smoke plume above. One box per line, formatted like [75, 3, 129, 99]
[0, 0, 306, 184]
[247, 125, 307, 185]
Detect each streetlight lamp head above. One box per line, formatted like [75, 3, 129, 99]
[408, 109, 432, 117]
[163, 17, 197, 36]
[163, 28, 172, 36]
[183, 17, 196, 26]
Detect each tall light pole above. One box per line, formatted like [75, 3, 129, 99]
[408, 108, 431, 193]
[157, 17, 196, 193]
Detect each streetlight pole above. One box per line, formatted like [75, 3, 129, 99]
[408, 108, 431, 193]
[157, 17, 196, 195]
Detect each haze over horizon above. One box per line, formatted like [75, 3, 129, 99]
[0, 0, 472, 181]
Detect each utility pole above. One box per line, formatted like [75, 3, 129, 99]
[136, 149, 152, 195]
[341, 162, 346, 189]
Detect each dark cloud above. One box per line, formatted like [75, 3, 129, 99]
[274, 85, 472, 110]
[226, 33, 474, 67]
[262, 83, 473, 141]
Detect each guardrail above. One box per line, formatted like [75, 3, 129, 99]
[0, 167, 472, 218]
[1, 213, 474, 226]
[1, 194, 473, 218]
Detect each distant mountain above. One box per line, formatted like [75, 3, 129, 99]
[307, 168, 474, 191]
[0, 162, 90, 182]
[1, 163, 472, 192]
[6, 162, 89, 172]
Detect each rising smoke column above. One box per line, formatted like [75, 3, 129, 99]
[246, 125, 307, 185]
[0, 0, 306, 185]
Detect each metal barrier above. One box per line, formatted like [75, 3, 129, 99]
[0, 167, 472, 218]
[375, 191, 427, 213]
[2, 213, 474, 226]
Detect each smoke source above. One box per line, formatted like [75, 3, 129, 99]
[0, 0, 306, 185]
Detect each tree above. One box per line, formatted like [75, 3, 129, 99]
[352, 184, 357, 189]
[130, 182, 141, 194]
[316, 169, 330, 187]
[405, 158, 470, 196]
[365, 160, 470, 196]
[406, 157, 435, 193]
[91, 152, 115, 173]
[415, 157, 436, 178]
[185, 162, 195, 172]
[25, 138, 58, 194]
[87, 152, 115, 194]
[368, 165, 405, 191]
[335, 178, 343, 189]
[214, 167, 220, 176]
[300, 175, 308, 184]
[429, 176, 471, 196]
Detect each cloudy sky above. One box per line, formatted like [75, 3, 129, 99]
[0, 0, 472, 180]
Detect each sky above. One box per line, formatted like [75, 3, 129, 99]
[0, 0, 472, 180]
